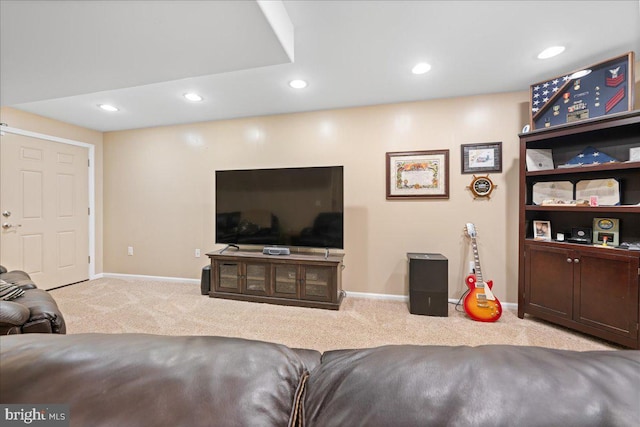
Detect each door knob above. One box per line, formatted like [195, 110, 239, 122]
[1, 223, 21, 229]
[574, 258, 580, 263]
[2, 211, 10, 217]
[566, 258, 572, 263]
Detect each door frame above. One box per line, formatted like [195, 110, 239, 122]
[0, 125, 96, 279]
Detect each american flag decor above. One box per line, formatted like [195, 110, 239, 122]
[530, 75, 571, 116]
[563, 146, 619, 166]
[528, 52, 635, 130]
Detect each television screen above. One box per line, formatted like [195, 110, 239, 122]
[216, 166, 344, 249]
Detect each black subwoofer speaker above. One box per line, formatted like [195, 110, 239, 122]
[407, 253, 448, 317]
[201, 264, 211, 295]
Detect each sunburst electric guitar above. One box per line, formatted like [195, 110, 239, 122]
[463, 223, 502, 322]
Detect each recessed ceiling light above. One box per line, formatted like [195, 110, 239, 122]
[289, 79, 308, 89]
[184, 93, 203, 102]
[569, 69, 592, 79]
[98, 104, 118, 112]
[412, 62, 432, 75]
[537, 46, 565, 59]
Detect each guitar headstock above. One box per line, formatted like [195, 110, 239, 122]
[464, 223, 477, 238]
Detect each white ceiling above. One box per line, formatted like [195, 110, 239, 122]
[1, 0, 639, 132]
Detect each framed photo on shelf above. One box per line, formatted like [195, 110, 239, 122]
[526, 148, 554, 171]
[386, 150, 449, 199]
[533, 220, 552, 241]
[461, 142, 502, 174]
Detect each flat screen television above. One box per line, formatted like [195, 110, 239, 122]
[216, 166, 344, 249]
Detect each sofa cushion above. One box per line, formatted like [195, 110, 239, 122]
[0, 334, 321, 427]
[0, 281, 25, 300]
[15, 288, 66, 334]
[304, 345, 640, 427]
[0, 269, 37, 290]
[0, 300, 30, 326]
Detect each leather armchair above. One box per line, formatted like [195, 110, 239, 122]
[0, 266, 66, 334]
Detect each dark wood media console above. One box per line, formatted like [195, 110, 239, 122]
[206, 250, 345, 310]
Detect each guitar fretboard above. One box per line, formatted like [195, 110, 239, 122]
[471, 237, 484, 288]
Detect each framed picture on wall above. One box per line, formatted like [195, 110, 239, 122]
[529, 51, 635, 130]
[461, 142, 502, 174]
[386, 150, 449, 199]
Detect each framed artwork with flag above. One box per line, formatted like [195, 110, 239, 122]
[529, 52, 635, 130]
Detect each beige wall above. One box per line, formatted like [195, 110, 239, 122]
[0, 107, 105, 275]
[104, 91, 530, 303]
[3, 61, 638, 303]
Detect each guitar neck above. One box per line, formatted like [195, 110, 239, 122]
[471, 237, 484, 285]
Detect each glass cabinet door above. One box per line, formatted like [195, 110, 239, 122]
[245, 263, 269, 295]
[217, 261, 241, 292]
[302, 266, 332, 301]
[273, 265, 298, 297]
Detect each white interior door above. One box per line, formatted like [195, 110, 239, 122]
[1, 131, 89, 289]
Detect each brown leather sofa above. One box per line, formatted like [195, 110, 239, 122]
[1, 333, 638, 426]
[0, 266, 66, 334]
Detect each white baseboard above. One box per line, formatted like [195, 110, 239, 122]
[98, 273, 516, 309]
[345, 291, 408, 302]
[102, 272, 199, 284]
[346, 290, 517, 310]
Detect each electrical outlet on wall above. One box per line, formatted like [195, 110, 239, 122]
[195, 249, 201, 258]
[128, 246, 134, 256]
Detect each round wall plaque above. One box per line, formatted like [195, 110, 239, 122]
[467, 174, 497, 199]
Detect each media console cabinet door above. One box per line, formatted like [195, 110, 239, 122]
[524, 244, 574, 319]
[273, 265, 299, 298]
[575, 251, 639, 339]
[244, 262, 269, 295]
[301, 266, 334, 302]
[216, 260, 242, 293]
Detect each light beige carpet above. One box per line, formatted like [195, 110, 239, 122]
[50, 277, 620, 352]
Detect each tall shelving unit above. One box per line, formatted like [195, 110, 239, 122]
[518, 110, 640, 349]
